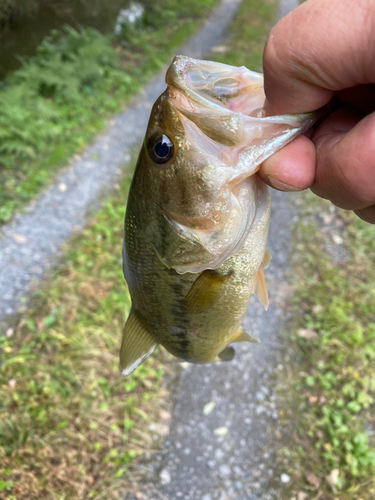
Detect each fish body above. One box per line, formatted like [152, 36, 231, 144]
[121, 56, 316, 376]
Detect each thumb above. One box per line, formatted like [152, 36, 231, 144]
[262, 0, 375, 114]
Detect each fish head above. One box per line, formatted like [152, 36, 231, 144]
[136, 56, 317, 273]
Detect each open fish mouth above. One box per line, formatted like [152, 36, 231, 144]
[165, 55, 317, 169]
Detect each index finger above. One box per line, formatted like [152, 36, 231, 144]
[262, 0, 375, 114]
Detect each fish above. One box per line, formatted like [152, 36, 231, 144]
[120, 55, 316, 376]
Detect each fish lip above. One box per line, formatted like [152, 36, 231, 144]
[166, 55, 320, 126]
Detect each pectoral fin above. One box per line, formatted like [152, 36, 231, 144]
[253, 262, 269, 310]
[231, 326, 260, 344]
[120, 309, 157, 377]
[185, 269, 233, 314]
[263, 249, 272, 269]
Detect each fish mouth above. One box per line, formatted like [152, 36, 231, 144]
[165, 55, 317, 150]
[166, 55, 266, 115]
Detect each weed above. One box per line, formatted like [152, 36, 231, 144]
[0, 172, 172, 499]
[278, 192, 375, 499]
[0, 0, 218, 223]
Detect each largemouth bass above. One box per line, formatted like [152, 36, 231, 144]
[121, 56, 315, 376]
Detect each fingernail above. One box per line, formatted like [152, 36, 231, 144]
[266, 175, 303, 192]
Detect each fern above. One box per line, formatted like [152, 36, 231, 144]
[0, 26, 122, 168]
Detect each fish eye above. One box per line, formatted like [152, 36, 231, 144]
[148, 134, 174, 164]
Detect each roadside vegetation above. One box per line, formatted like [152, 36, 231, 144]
[4, 0, 373, 499]
[277, 194, 375, 499]
[0, 172, 173, 499]
[209, 1, 375, 498]
[0, 0, 217, 223]
[207, 0, 276, 69]
[0, 0, 280, 498]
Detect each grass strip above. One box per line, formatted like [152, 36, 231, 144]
[207, 0, 277, 69]
[277, 193, 375, 499]
[0, 0, 280, 497]
[0, 0, 218, 224]
[0, 172, 173, 499]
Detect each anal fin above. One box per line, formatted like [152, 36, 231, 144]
[120, 309, 157, 377]
[231, 326, 260, 344]
[215, 346, 235, 362]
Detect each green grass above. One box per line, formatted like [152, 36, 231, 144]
[206, 2, 375, 496]
[0, 1, 282, 497]
[0, 172, 173, 499]
[0, 0, 217, 224]
[208, 0, 277, 69]
[277, 193, 375, 499]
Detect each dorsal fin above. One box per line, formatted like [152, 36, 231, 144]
[185, 269, 233, 314]
[120, 309, 157, 377]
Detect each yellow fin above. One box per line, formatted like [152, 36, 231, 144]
[263, 249, 272, 269]
[253, 263, 269, 310]
[231, 326, 260, 344]
[215, 346, 235, 362]
[120, 309, 157, 377]
[185, 269, 233, 314]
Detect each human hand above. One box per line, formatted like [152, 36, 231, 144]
[260, 0, 375, 223]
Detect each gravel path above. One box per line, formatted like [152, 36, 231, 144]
[1, 0, 303, 497]
[126, 189, 299, 500]
[0, 0, 242, 328]
[123, 1, 302, 499]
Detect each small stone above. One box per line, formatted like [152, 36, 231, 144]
[203, 401, 216, 415]
[12, 234, 27, 244]
[313, 304, 323, 313]
[219, 464, 231, 478]
[6, 328, 14, 338]
[58, 182, 67, 192]
[297, 328, 318, 339]
[281, 473, 291, 483]
[255, 405, 266, 415]
[160, 468, 171, 485]
[332, 234, 344, 245]
[202, 494, 212, 500]
[211, 45, 228, 53]
[297, 493, 308, 500]
[326, 469, 339, 492]
[8, 379, 16, 389]
[207, 460, 216, 469]
[305, 470, 321, 489]
[213, 426, 228, 436]
[255, 392, 265, 401]
[233, 466, 242, 477]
